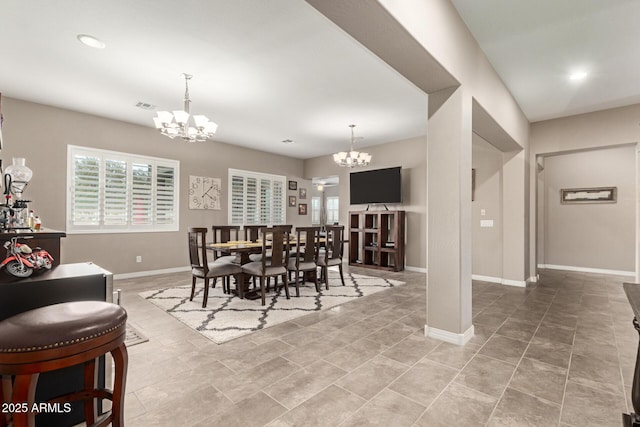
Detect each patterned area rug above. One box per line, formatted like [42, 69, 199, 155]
[140, 270, 405, 344]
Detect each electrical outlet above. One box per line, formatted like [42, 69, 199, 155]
[136, 256, 142, 263]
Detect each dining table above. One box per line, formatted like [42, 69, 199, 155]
[208, 237, 325, 299]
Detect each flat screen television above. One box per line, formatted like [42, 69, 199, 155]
[350, 166, 402, 205]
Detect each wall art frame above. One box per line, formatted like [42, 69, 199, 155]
[560, 187, 617, 204]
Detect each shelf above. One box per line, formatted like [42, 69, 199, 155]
[348, 210, 405, 272]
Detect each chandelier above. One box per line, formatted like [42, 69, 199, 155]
[333, 124, 371, 167]
[153, 73, 218, 142]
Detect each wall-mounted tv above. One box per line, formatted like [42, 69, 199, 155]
[350, 166, 402, 205]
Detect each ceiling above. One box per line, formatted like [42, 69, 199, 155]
[451, 0, 640, 122]
[1, 1, 638, 160]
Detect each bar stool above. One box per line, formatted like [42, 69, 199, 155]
[0, 301, 128, 427]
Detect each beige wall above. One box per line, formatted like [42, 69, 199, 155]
[529, 103, 640, 276]
[540, 145, 635, 272]
[2, 97, 310, 275]
[305, 135, 427, 270]
[472, 135, 503, 278]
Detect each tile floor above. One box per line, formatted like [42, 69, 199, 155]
[117, 266, 637, 426]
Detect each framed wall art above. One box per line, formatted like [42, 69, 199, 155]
[289, 195, 296, 207]
[561, 187, 617, 204]
[298, 203, 307, 215]
[288, 180, 297, 190]
[299, 187, 307, 199]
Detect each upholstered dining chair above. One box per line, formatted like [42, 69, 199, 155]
[188, 227, 242, 307]
[243, 225, 267, 242]
[288, 226, 321, 296]
[211, 225, 240, 263]
[249, 224, 293, 262]
[317, 225, 345, 289]
[241, 226, 291, 305]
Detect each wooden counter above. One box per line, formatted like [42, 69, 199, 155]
[0, 228, 66, 267]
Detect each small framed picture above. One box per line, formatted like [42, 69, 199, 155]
[299, 187, 307, 199]
[298, 203, 307, 215]
[288, 180, 297, 190]
[289, 195, 296, 207]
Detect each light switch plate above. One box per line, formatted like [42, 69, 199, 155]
[480, 220, 494, 228]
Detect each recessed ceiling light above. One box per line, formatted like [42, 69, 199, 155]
[569, 71, 588, 81]
[77, 34, 106, 49]
[282, 139, 295, 144]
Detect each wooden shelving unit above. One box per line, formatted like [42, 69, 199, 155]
[349, 210, 405, 272]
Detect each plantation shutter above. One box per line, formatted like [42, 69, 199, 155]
[72, 154, 101, 226]
[67, 145, 179, 233]
[228, 169, 286, 225]
[155, 166, 176, 225]
[131, 163, 153, 225]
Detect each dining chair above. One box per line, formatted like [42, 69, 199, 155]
[287, 226, 321, 296]
[317, 225, 345, 289]
[211, 225, 240, 263]
[243, 225, 267, 242]
[241, 226, 291, 305]
[188, 227, 242, 308]
[249, 224, 293, 262]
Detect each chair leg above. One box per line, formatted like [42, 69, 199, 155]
[282, 273, 290, 299]
[260, 276, 266, 306]
[202, 278, 210, 308]
[190, 276, 196, 301]
[339, 264, 345, 286]
[324, 266, 329, 290]
[314, 267, 320, 292]
[294, 269, 300, 297]
[212, 277, 217, 288]
[110, 342, 128, 427]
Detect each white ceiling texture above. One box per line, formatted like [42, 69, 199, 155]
[1, 1, 638, 159]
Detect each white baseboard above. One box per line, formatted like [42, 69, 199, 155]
[527, 275, 538, 284]
[537, 264, 635, 277]
[114, 266, 190, 280]
[425, 324, 474, 345]
[472, 274, 526, 288]
[405, 265, 427, 273]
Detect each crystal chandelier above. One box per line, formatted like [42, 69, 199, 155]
[333, 124, 371, 167]
[153, 73, 218, 142]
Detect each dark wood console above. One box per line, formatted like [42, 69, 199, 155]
[0, 262, 113, 426]
[0, 228, 66, 267]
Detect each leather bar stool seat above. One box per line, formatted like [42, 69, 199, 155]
[0, 301, 128, 427]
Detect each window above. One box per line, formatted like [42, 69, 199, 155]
[228, 169, 286, 225]
[67, 145, 179, 233]
[327, 196, 339, 224]
[311, 197, 321, 225]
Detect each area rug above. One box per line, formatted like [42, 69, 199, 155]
[125, 323, 149, 347]
[140, 270, 404, 344]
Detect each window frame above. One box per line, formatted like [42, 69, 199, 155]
[66, 145, 180, 234]
[326, 196, 340, 224]
[228, 168, 286, 226]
